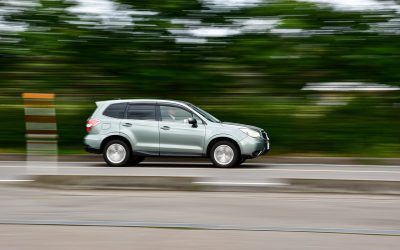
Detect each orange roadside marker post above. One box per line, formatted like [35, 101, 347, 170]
[22, 93, 58, 174]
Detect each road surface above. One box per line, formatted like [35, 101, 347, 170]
[1, 160, 400, 183]
[0, 186, 399, 249]
[2, 225, 399, 250]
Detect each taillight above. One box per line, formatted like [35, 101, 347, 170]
[86, 119, 100, 133]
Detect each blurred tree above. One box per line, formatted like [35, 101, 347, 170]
[0, 0, 399, 155]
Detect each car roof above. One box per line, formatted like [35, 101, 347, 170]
[96, 99, 190, 106]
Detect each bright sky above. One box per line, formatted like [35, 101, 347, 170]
[302, 0, 400, 11]
[0, 0, 399, 36]
[66, 0, 157, 28]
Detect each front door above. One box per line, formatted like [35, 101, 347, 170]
[158, 105, 206, 156]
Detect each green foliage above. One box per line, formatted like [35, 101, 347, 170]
[0, 0, 399, 156]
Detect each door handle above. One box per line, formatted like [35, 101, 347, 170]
[161, 126, 170, 130]
[122, 123, 132, 127]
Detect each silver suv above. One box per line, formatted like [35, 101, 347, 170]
[84, 99, 270, 167]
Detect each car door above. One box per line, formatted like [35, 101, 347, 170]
[158, 104, 206, 156]
[119, 103, 159, 156]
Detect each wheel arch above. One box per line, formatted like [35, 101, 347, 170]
[206, 136, 242, 158]
[100, 134, 133, 152]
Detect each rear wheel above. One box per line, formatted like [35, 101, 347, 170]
[103, 140, 131, 167]
[210, 141, 240, 168]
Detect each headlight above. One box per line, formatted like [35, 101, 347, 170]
[240, 128, 261, 138]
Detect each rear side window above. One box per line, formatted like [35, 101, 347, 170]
[127, 104, 156, 121]
[103, 103, 127, 119]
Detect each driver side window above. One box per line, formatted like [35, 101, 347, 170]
[160, 106, 192, 123]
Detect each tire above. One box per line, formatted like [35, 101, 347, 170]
[130, 156, 145, 166]
[103, 140, 131, 167]
[210, 140, 240, 168]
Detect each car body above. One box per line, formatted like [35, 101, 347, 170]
[84, 99, 270, 167]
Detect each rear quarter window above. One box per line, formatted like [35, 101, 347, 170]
[103, 103, 127, 119]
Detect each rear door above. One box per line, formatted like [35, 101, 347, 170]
[119, 103, 159, 156]
[99, 102, 127, 136]
[158, 104, 206, 156]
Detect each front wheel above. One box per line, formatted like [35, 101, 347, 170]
[210, 141, 240, 168]
[103, 140, 131, 167]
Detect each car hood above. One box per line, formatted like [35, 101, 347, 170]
[221, 122, 263, 132]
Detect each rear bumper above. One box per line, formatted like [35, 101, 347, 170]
[84, 134, 102, 154]
[85, 145, 101, 154]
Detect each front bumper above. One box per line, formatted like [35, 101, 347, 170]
[239, 136, 270, 159]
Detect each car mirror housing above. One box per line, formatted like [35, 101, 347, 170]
[188, 117, 198, 127]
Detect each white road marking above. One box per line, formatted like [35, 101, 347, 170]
[193, 181, 287, 186]
[0, 179, 33, 182]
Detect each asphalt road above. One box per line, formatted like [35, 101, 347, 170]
[0, 186, 399, 249]
[1, 160, 400, 183]
[2, 225, 400, 250]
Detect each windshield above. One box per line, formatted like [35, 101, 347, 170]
[186, 103, 221, 123]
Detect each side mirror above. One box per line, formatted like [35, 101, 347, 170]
[188, 117, 198, 128]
